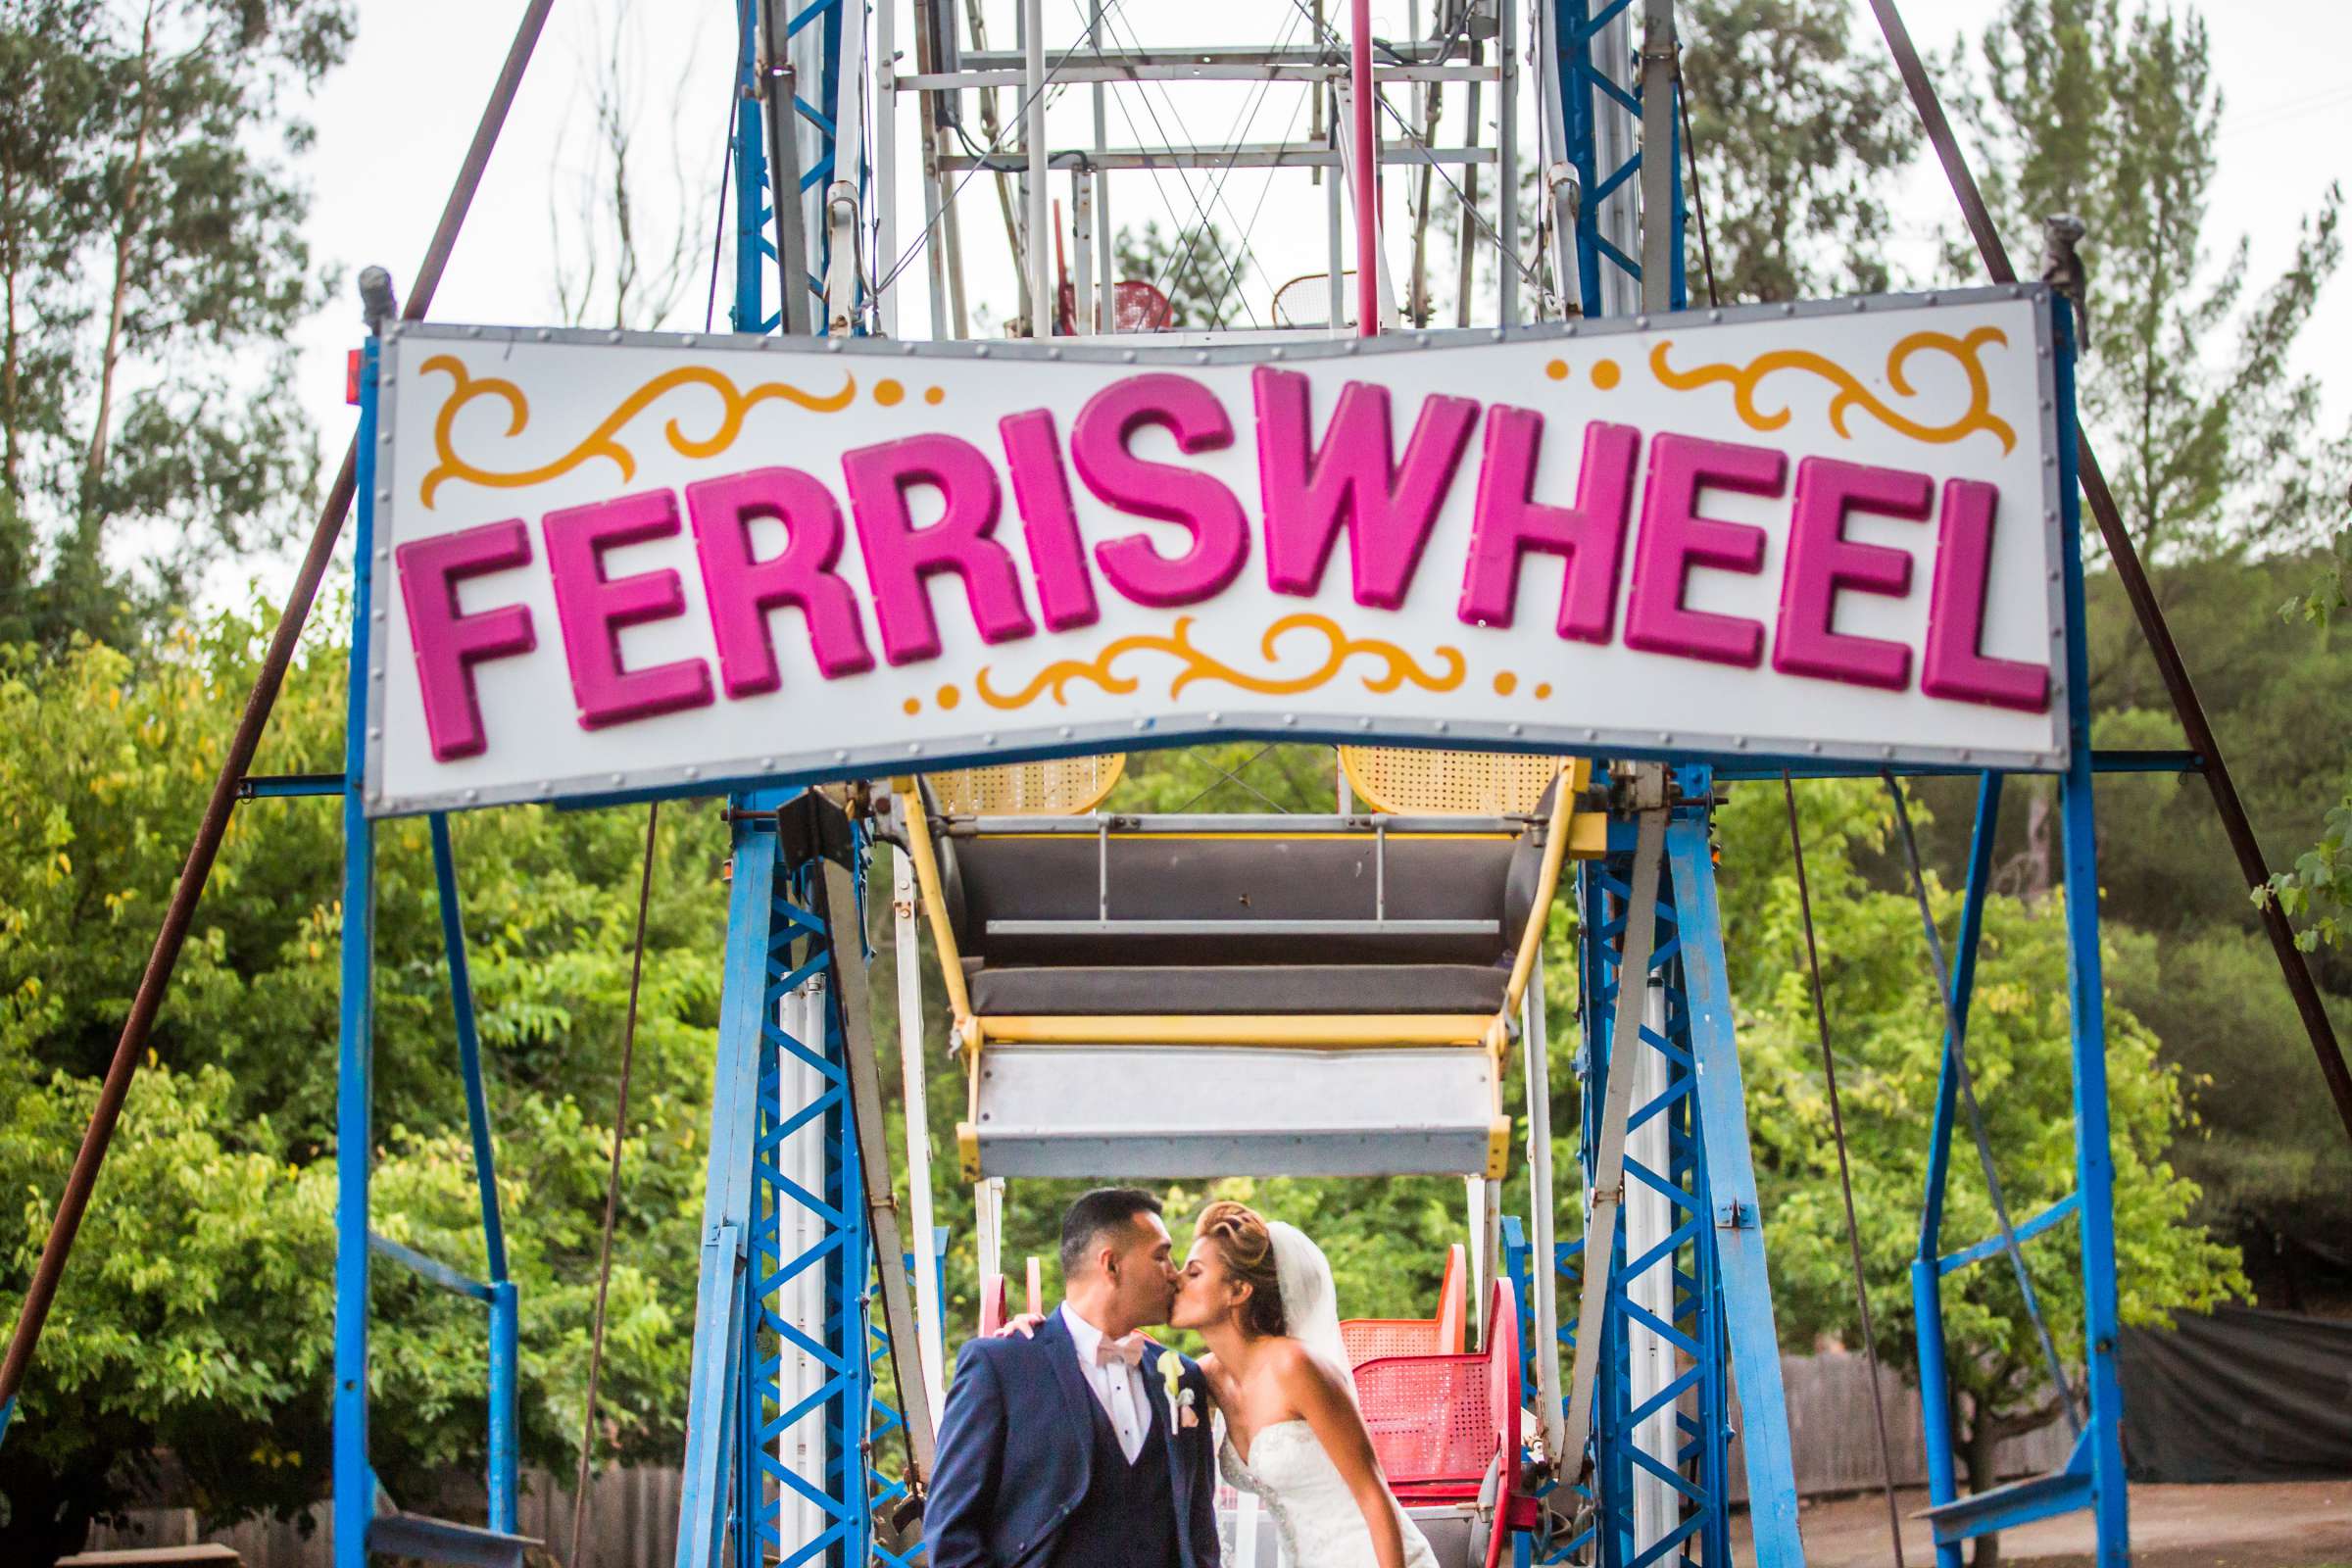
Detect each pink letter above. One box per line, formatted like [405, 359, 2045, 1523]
[1624, 433, 1783, 667]
[1772, 457, 1932, 691]
[1254, 368, 1478, 609]
[1069, 373, 1250, 607]
[1456, 409, 1640, 641]
[842, 432, 1035, 664]
[396, 518, 537, 761]
[999, 409, 1102, 632]
[542, 490, 713, 729]
[685, 466, 874, 696]
[1922, 478, 2051, 711]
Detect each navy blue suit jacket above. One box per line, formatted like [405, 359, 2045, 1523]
[925, 1311, 1217, 1568]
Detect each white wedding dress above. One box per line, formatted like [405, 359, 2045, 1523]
[1215, 1222, 1441, 1568]
[1220, 1418, 1441, 1568]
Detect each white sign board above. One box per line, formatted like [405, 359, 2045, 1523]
[365, 287, 2067, 816]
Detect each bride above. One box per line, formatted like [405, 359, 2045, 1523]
[1171, 1200, 1440, 1568]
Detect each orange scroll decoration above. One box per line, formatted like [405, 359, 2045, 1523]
[416, 356, 858, 508]
[1647, 325, 2017, 454]
[975, 613, 1466, 710]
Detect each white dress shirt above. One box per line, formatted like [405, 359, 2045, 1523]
[1060, 1302, 1152, 1463]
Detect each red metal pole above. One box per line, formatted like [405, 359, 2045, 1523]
[1351, 0, 1379, 336]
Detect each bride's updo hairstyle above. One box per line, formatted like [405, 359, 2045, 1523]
[1195, 1200, 1287, 1338]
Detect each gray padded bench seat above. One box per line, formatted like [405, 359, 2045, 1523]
[936, 832, 1543, 968]
[965, 960, 1511, 1015]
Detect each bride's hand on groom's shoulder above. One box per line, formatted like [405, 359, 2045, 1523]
[992, 1312, 1045, 1340]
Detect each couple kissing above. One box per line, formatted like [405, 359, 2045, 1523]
[926, 1188, 1440, 1568]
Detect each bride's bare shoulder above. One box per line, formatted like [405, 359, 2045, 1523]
[1264, 1337, 1349, 1395]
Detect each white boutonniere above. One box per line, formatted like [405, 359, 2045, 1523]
[1159, 1351, 1199, 1428]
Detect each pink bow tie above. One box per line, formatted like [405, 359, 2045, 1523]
[1093, 1334, 1146, 1368]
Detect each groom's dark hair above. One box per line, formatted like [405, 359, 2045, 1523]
[1060, 1187, 1163, 1279]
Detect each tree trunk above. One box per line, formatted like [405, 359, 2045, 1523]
[1964, 1417, 2003, 1568]
[83, 0, 160, 498]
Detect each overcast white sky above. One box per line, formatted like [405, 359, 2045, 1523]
[278, 0, 2350, 558]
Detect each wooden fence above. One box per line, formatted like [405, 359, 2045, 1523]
[83, 1352, 2073, 1565]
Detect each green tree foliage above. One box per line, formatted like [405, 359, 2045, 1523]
[1938, 0, 2352, 1310]
[2261, 499, 2352, 953]
[0, 0, 352, 651]
[1966, 0, 2348, 569]
[1676, 0, 1920, 301]
[0, 619, 729, 1548]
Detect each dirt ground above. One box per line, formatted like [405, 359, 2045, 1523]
[1736, 1481, 2352, 1567]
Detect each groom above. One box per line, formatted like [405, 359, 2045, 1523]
[926, 1188, 1218, 1568]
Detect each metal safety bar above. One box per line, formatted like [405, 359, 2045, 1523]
[944, 811, 1536, 833]
[1938, 1193, 2081, 1278]
[987, 918, 1501, 937]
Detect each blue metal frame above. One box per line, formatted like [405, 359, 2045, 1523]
[1907, 299, 2127, 1565]
[330, 334, 526, 1562]
[2052, 297, 2130, 1567]
[430, 811, 517, 1529]
[331, 332, 382, 1568]
[676, 6, 881, 1565]
[732, 0, 857, 337]
[1553, 0, 1687, 317]
[674, 799, 876, 1568]
[1520, 798, 1797, 1568]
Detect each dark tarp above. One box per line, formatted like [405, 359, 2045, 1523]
[2121, 1304, 2352, 1482]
